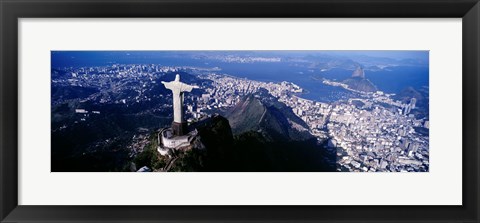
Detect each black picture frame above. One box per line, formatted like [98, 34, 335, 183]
[1, 0, 479, 222]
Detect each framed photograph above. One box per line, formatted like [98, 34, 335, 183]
[1, 0, 479, 222]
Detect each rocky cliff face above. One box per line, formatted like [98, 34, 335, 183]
[226, 92, 312, 142]
[351, 66, 366, 78]
[342, 66, 377, 92]
[342, 77, 378, 93]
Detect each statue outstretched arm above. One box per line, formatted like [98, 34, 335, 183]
[180, 83, 199, 92]
[161, 81, 174, 90]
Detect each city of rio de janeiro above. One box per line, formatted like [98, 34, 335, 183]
[51, 50, 429, 172]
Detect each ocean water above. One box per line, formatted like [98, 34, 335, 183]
[215, 62, 428, 102]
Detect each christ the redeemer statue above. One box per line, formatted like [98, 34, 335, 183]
[161, 74, 199, 136]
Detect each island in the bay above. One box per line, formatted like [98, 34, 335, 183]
[51, 51, 429, 172]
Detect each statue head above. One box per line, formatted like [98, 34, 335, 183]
[175, 74, 180, 82]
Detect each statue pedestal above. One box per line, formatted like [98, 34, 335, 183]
[172, 121, 188, 136]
